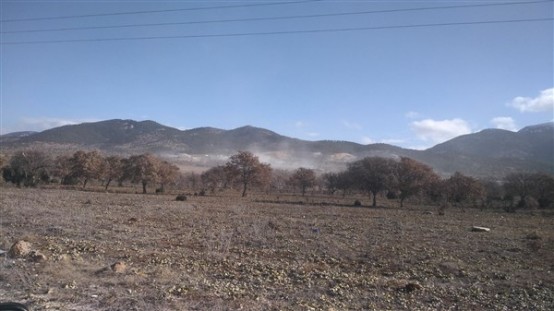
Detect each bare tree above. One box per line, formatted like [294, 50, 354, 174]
[157, 160, 180, 193]
[269, 169, 292, 193]
[323, 171, 352, 197]
[504, 172, 554, 209]
[532, 173, 554, 208]
[3, 150, 52, 187]
[0, 154, 6, 169]
[125, 154, 159, 194]
[396, 157, 439, 207]
[225, 151, 272, 197]
[102, 155, 124, 190]
[201, 165, 227, 193]
[289, 167, 316, 196]
[257, 163, 273, 194]
[346, 157, 397, 207]
[443, 172, 485, 206]
[53, 154, 74, 185]
[69, 150, 104, 189]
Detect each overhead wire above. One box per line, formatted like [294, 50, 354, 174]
[2, 17, 552, 45]
[2, 0, 552, 34]
[0, 0, 322, 23]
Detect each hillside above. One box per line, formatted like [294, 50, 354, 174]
[1, 119, 552, 178]
[425, 122, 554, 176]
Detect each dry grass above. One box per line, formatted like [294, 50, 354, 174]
[1, 187, 553, 310]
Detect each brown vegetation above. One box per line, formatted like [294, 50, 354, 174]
[2, 150, 553, 211]
[1, 150, 180, 194]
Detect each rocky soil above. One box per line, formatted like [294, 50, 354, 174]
[1, 187, 553, 310]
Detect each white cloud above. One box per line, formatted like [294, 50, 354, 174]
[20, 117, 98, 132]
[307, 132, 319, 138]
[411, 118, 472, 143]
[342, 120, 362, 130]
[490, 117, 517, 131]
[361, 136, 374, 144]
[405, 111, 421, 119]
[295, 121, 305, 128]
[381, 138, 405, 145]
[407, 145, 431, 151]
[508, 87, 554, 112]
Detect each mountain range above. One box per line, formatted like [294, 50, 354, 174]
[2, 119, 553, 178]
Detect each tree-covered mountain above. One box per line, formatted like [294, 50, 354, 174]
[1, 119, 552, 178]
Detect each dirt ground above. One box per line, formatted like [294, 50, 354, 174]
[1, 187, 553, 310]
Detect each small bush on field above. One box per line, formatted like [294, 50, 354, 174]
[175, 194, 187, 201]
[526, 232, 542, 240]
[353, 199, 362, 207]
[438, 203, 449, 216]
[527, 239, 543, 252]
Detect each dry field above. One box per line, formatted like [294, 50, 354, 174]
[1, 187, 553, 310]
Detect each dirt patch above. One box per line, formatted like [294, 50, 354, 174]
[1, 187, 553, 310]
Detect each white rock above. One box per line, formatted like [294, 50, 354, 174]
[472, 226, 491, 232]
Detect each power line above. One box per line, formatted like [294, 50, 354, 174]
[0, 0, 321, 23]
[2, 17, 552, 45]
[2, 0, 552, 34]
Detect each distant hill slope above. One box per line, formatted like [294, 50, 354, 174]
[1, 119, 552, 178]
[0, 131, 37, 144]
[17, 119, 185, 148]
[425, 123, 553, 176]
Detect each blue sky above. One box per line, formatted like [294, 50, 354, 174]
[1, 0, 553, 149]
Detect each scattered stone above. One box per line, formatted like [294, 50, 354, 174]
[471, 226, 491, 232]
[110, 261, 127, 273]
[29, 250, 48, 262]
[46, 227, 64, 235]
[0, 249, 6, 256]
[57, 254, 71, 262]
[403, 282, 423, 293]
[8, 240, 32, 258]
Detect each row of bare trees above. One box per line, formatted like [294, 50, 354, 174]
[2, 150, 552, 209]
[322, 157, 484, 207]
[201, 151, 272, 197]
[326, 157, 554, 209]
[1, 150, 179, 193]
[201, 152, 554, 210]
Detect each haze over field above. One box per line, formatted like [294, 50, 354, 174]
[1, 0, 553, 149]
[2, 119, 553, 178]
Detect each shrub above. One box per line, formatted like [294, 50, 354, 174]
[175, 194, 187, 201]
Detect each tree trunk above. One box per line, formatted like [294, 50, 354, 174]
[142, 181, 147, 194]
[105, 178, 112, 191]
[83, 178, 88, 189]
[372, 191, 377, 207]
[242, 182, 248, 197]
